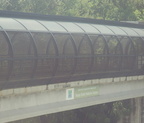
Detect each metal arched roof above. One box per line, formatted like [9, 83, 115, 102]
[92, 24, 114, 35]
[106, 26, 127, 36]
[57, 22, 84, 33]
[0, 17, 143, 37]
[132, 28, 144, 37]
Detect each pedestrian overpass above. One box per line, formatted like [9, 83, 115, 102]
[0, 11, 144, 123]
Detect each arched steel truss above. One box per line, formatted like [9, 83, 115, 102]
[0, 17, 144, 89]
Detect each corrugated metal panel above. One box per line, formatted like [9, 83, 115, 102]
[119, 27, 139, 36]
[39, 21, 67, 32]
[92, 24, 114, 35]
[106, 26, 127, 36]
[76, 23, 100, 34]
[0, 18, 25, 30]
[132, 28, 144, 37]
[16, 19, 47, 31]
[58, 22, 84, 33]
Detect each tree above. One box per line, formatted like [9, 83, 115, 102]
[0, 0, 143, 21]
[90, 0, 118, 20]
[134, 0, 144, 20]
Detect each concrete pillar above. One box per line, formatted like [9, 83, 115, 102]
[141, 97, 144, 123]
[117, 98, 142, 123]
[134, 97, 142, 123]
[130, 99, 135, 123]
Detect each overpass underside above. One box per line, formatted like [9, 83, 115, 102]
[0, 75, 144, 123]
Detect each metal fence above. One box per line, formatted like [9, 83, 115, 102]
[0, 13, 144, 89]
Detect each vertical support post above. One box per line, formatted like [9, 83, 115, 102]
[117, 98, 143, 123]
[130, 99, 135, 123]
[141, 97, 144, 123]
[134, 97, 142, 123]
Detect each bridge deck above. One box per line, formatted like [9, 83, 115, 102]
[0, 75, 144, 123]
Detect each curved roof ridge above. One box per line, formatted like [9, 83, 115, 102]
[0, 10, 144, 29]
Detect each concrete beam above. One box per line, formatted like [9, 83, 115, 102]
[0, 76, 144, 123]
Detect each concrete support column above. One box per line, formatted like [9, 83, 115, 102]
[117, 98, 142, 123]
[134, 97, 142, 123]
[130, 99, 135, 123]
[141, 97, 144, 123]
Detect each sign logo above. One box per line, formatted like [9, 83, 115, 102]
[66, 88, 74, 100]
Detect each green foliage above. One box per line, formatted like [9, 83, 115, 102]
[0, 0, 143, 21]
